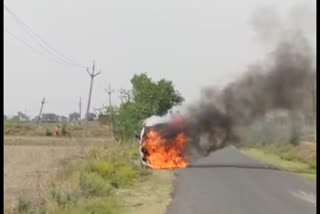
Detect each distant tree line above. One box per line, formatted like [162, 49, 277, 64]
[3, 112, 97, 123]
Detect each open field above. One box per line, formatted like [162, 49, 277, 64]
[4, 136, 95, 211]
[4, 121, 111, 137]
[4, 135, 174, 214]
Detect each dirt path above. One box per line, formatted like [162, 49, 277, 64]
[4, 137, 91, 210]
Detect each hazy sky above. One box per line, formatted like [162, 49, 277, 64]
[4, 0, 316, 118]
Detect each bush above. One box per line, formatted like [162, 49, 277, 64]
[45, 129, 53, 136]
[113, 161, 138, 187]
[17, 198, 34, 214]
[79, 172, 112, 197]
[50, 188, 77, 209]
[88, 160, 114, 177]
[87, 159, 138, 188]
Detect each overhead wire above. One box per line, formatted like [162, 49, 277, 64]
[4, 28, 80, 67]
[4, 4, 87, 68]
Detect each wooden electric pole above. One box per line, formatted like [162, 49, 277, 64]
[79, 96, 82, 125]
[119, 89, 131, 104]
[105, 84, 114, 107]
[85, 61, 101, 125]
[37, 97, 46, 125]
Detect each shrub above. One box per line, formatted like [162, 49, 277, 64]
[88, 160, 115, 177]
[50, 188, 77, 209]
[45, 129, 53, 136]
[87, 159, 139, 188]
[17, 197, 34, 214]
[113, 161, 138, 187]
[79, 172, 112, 197]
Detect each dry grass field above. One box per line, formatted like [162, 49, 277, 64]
[4, 136, 94, 211]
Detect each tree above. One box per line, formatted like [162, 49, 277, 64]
[41, 113, 59, 123]
[131, 73, 184, 117]
[69, 112, 80, 122]
[32, 116, 40, 123]
[86, 112, 96, 121]
[109, 73, 184, 140]
[4, 115, 7, 121]
[18, 112, 30, 122]
[59, 116, 68, 122]
[10, 112, 30, 122]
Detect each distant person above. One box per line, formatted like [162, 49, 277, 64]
[54, 125, 60, 137]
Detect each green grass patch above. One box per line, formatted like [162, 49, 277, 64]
[241, 147, 316, 181]
[79, 171, 113, 197]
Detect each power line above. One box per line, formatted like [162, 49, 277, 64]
[4, 4, 85, 68]
[5, 29, 79, 67]
[4, 4, 87, 68]
[4, 4, 85, 67]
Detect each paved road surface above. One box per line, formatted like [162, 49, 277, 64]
[166, 146, 316, 214]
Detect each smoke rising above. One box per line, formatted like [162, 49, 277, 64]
[143, 4, 316, 161]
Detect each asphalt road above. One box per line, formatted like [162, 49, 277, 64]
[166, 146, 316, 214]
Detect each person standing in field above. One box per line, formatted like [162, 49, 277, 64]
[54, 125, 60, 137]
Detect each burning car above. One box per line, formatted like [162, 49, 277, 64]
[137, 115, 189, 169]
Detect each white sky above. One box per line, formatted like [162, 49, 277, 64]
[4, 0, 316, 118]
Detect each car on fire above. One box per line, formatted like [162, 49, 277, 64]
[136, 114, 187, 169]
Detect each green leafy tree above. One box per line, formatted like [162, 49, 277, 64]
[69, 112, 80, 122]
[42, 113, 59, 123]
[10, 112, 30, 122]
[131, 73, 184, 117]
[109, 73, 184, 141]
[86, 112, 97, 121]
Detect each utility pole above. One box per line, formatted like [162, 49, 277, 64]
[105, 84, 114, 107]
[119, 89, 131, 104]
[85, 61, 101, 125]
[79, 96, 82, 125]
[37, 97, 46, 125]
[119, 90, 124, 104]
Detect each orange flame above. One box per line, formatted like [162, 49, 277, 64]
[141, 129, 188, 169]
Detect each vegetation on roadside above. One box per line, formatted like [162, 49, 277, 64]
[237, 116, 316, 181]
[241, 142, 316, 181]
[107, 73, 184, 141]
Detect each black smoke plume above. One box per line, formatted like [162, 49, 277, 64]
[144, 4, 316, 161]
